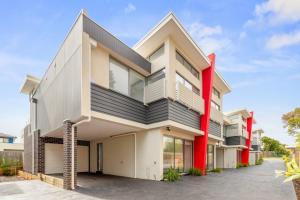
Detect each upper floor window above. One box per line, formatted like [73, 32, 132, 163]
[213, 87, 220, 98]
[175, 50, 199, 79]
[211, 100, 220, 111]
[109, 58, 145, 102]
[176, 73, 200, 95]
[148, 45, 164, 61]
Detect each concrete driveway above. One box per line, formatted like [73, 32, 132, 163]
[0, 158, 296, 200]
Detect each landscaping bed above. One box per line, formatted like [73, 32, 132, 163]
[293, 179, 300, 200]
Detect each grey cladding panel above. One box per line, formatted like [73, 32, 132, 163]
[146, 99, 169, 124]
[251, 145, 260, 151]
[226, 136, 246, 146]
[91, 83, 201, 129]
[91, 83, 146, 124]
[83, 16, 151, 73]
[168, 100, 200, 130]
[209, 120, 221, 138]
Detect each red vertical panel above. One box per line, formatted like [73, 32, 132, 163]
[241, 111, 254, 165]
[194, 54, 215, 175]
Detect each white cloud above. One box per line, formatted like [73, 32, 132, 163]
[217, 65, 257, 73]
[266, 30, 300, 49]
[239, 31, 247, 39]
[0, 52, 46, 83]
[187, 22, 231, 54]
[255, 0, 300, 24]
[246, 0, 300, 26]
[124, 3, 136, 14]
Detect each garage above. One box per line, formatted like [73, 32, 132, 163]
[44, 143, 89, 174]
[102, 134, 135, 178]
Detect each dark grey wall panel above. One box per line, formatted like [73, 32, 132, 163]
[83, 16, 151, 73]
[209, 120, 221, 138]
[168, 100, 200, 129]
[146, 99, 169, 124]
[226, 136, 246, 146]
[91, 83, 201, 129]
[251, 145, 260, 151]
[91, 83, 146, 124]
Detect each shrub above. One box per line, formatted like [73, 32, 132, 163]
[188, 168, 202, 176]
[256, 158, 264, 165]
[209, 168, 222, 173]
[236, 163, 248, 168]
[164, 168, 181, 182]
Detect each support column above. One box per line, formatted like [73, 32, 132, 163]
[241, 111, 254, 165]
[38, 135, 45, 173]
[33, 130, 44, 174]
[194, 53, 215, 175]
[63, 120, 77, 190]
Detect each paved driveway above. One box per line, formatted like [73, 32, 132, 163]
[0, 158, 296, 200]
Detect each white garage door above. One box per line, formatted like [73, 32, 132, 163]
[249, 152, 256, 165]
[78, 146, 89, 172]
[45, 143, 63, 174]
[103, 134, 135, 178]
[45, 143, 89, 174]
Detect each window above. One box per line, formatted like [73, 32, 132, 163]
[109, 58, 145, 102]
[176, 73, 200, 95]
[148, 45, 164, 61]
[213, 87, 220, 98]
[109, 59, 129, 95]
[0, 138, 3, 143]
[211, 100, 220, 111]
[163, 136, 193, 173]
[175, 50, 199, 79]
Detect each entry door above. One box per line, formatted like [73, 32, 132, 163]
[97, 143, 103, 172]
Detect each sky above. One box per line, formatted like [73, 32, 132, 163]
[0, 0, 299, 145]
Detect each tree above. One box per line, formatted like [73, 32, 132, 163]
[282, 108, 300, 136]
[261, 136, 290, 156]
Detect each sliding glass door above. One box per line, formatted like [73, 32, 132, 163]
[184, 141, 193, 172]
[163, 136, 193, 173]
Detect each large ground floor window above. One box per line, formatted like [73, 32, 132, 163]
[163, 136, 193, 173]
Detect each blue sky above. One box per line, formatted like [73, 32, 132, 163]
[0, 0, 299, 145]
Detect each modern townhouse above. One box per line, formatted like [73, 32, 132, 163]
[217, 109, 255, 168]
[207, 74, 231, 170]
[20, 10, 250, 190]
[249, 129, 263, 165]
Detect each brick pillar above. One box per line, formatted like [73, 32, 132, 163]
[38, 136, 45, 173]
[63, 120, 77, 190]
[33, 130, 41, 174]
[73, 126, 78, 188]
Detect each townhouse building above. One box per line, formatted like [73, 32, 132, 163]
[216, 109, 255, 168]
[20, 10, 254, 190]
[249, 129, 263, 165]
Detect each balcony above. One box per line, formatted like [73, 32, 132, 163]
[242, 130, 249, 139]
[176, 82, 204, 114]
[210, 107, 223, 123]
[145, 78, 166, 104]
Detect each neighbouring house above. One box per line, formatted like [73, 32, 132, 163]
[20, 10, 255, 190]
[216, 109, 255, 168]
[249, 129, 263, 165]
[0, 132, 23, 152]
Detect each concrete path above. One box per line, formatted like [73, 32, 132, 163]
[0, 158, 296, 200]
